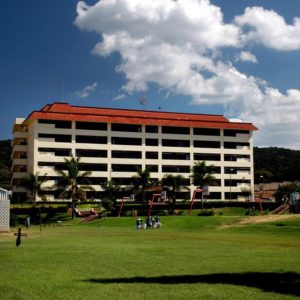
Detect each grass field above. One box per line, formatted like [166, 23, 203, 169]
[1, 214, 300, 300]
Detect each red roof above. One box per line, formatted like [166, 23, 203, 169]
[26, 102, 258, 131]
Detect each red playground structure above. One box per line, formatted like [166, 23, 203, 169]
[147, 193, 162, 216]
[188, 189, 203, 215]
[117, 197, 132, 217]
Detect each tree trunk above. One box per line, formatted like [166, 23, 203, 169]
[71, 199, 75, 219]
[32, 192, 36, 208]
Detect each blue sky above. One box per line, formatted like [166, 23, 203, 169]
[1, 0, 300, 149]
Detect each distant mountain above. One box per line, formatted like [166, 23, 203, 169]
[0, 139, 12, 190]
[254, 147, 300, 183]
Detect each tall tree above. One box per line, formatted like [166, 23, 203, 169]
[191, 161, 217, 211]
[100, 180, 122, 212]
[162, 174, 188, 204]
[54, 156, 94, 219]
[131, 168, 153, 202]
[274, 183, 300, 203]
[19, 172, 47, 206]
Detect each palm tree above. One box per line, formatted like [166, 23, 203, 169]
[100, 180, 122, 211]
[131, 168, 153, 202]
[190, 161, 217, 211]
[162, 174, 188, 204]
[240, 186, 252, 202]
[19, 172, 47, 206]
[54, 156, 94, 219]
[162, 174, 189, 214]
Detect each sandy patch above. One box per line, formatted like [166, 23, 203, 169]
[236, 214, 298, 225]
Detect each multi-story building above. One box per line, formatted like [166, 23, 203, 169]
[11, 102, 257, 202]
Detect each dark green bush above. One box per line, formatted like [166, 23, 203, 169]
[245, 207, 258, 216]
[10, 213, 17, 227]
[198, 209, 215, 216]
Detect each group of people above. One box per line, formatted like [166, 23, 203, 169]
[136, 215, 161, 229]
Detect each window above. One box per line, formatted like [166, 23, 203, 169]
[38, 162, 66, 170]
[112, 178, 133, 185]
[224, 129, 249, 136]
[76, 135, 107, 144]
[38, 176, 61, 181]
[76, 149, 107, 158]
[162, 126, 189, 135]
[146, 165, 159, 172]
[193, 128, 220, 136]
[176, 191, 190, 200]
[41, 175, 105, 185]
[38, 162, 107, 171]
[145, 138, 159, 146]
[111, 123, 142, 132]
[77, 177, 107, 185]
[112, 150, 142, 159]
[162, 165, 190, 173]
[76, 121, 107, 131]
[194, 141, 220, 148]
[162, 152, 190, 160]
[224, 142, 250, 149]
[146, 152, 159, 159]
[225, 192, 240, 200]
[38, 147, 71, 157]
[224, 154, 250, 161]
[38, 119, 72, 129]
[224, 154, 237, 161]
[194, 153, 220, 161]
[112, 164, 141, 172]
[225, 179, 250, 186]
[224, 167, 250, 174]
[162, 139, 190, 147]
[180, 178, 191, 186]
[19, 139, 27, 145]
[206, 192, 221, 200]
[112, 137, 142, 146]
[79, 164, 107, 171]
[211, 179, 221, 186]
[38, 134, 72, 143]
[209, 166, 221, 174]
[145, 125, 158, 133]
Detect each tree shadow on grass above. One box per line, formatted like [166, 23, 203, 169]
[85, 272, 300, 297]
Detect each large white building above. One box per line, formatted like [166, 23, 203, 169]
[11, 102, 257, 202]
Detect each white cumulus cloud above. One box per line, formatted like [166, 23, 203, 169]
[75, 82, 98, 98]
[75, 0, 300, 149]
[235, 6, 300, 51]
[113, 93, 126, 100]
[238, 51, 258, 63]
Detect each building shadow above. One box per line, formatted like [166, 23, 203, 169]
[85, 272, 300, 297]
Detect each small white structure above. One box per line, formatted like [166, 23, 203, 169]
[0, 188, 10, 231]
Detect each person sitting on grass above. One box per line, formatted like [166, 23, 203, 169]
[151, 216, 161, 228]
[146, 215, 152, 228]
[136, 218, 143, 229]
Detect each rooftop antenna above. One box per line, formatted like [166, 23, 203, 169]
[139, 96, 147, 110]
[61, 77, 65, 102]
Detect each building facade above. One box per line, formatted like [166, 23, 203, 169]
[11, 102, 257, 202]
[0, 188, 10, 231]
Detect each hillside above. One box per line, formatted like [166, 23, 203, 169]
[0, 139, 12, 189]
[254, 147, 300, 182]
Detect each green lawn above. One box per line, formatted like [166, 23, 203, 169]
[1, 215, 300, 300]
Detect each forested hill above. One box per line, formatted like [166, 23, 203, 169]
[0, 140, 299, 189]
[0, 139, 12, 190]
[254, 147, 300, 182]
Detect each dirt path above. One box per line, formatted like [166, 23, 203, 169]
[236, 214, 298, 225]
